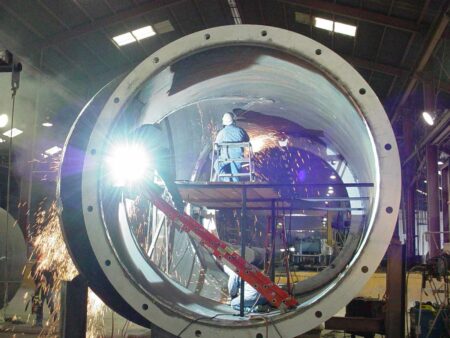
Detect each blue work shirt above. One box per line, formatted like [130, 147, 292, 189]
[215, 124, 250, 160]
[227, 269, 262, 304]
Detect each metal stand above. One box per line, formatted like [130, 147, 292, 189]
[270, 199, 276, 282]
[59, 275, 88, 338]
[210, 142, 254, 182]
[239, 187, 247, 317]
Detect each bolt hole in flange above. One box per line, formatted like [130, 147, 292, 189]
[59, 25, 400, 338]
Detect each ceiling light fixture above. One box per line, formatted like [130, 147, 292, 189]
[3, 128, 22, 138]
[44, 146, 62, 156]
[315, 17, 333, 31]
[113, 32, 136, 46]
[132, 26, 156, 40]
[314, 17, 357, 37]
[422, 111, 435, 126]
[153, 20, 174, 34]
[0, 114, 8, 128]
[334, 22, 357, 36]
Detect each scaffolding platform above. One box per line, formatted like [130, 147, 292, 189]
[176, 181, 373, 211]
[177, 181, 284, 210]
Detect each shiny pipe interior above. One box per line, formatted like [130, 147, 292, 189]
[98, 45, 378, 319]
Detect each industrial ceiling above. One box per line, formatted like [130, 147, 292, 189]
[0, 0, 448, 180]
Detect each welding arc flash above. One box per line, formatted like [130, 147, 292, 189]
[106, 144, 150, 187]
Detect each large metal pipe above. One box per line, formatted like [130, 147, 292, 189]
[59, 25, 401, 337]
[0, 208, 26, 309]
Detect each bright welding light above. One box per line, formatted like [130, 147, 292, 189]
[106, 144, 150, 187]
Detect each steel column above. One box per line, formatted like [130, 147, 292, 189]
[426, 145, 440, 258]
[443, 165, 449, 243]
[385, 238, 405, 338]
[59, 275, 88, 338]
[391, 3, 449, 123]
[403, 115, 416, 259]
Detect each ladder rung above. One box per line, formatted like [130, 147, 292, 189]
[218, 173, 252, 177]
[217, 159, 251, 163]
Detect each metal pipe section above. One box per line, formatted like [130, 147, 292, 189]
[59, 25, 401, 337]
[426, 145, 440, 258]
[0, 208, 26, 309]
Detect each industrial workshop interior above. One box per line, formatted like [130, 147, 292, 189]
[0, 1, 449, 337]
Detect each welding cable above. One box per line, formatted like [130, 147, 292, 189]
[249, 315, 269, 338]
[120, 319, 130, 337]
[176, 313, 230, 337]
[267, 316, 283, 338]
[248, 292, 262, 314]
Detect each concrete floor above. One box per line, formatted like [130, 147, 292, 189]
[0, 285, 150, 337]
[1, 286, 388, 337]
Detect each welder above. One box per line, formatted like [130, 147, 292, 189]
[225, 263, 269, 312]
[214, 112, 250, 182]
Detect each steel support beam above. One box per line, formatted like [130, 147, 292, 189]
[403, 109, 450, 166]
[37, 0, 186, 49]
[59, 275, 88, 338]
[385, 238, 405, 338]
[426, 145, 440, 258]
[278, 0, 425, 32]
[345, 55, 409, 78]
[403, 115, 416, 260]
[443, 165, 449, 243]
[391, 3, 449, 123]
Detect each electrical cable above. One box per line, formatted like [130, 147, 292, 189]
[176, 313, 230, 337]
[267, 316, 283, 338]
[249, 315, 269, 338]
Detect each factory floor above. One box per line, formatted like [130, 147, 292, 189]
[0, 283, 393, 337]
[0, 285, 150, 337]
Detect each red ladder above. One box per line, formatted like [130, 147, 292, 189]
[143, 185, 298, 310]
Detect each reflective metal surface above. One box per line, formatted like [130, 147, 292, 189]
[0, 208, 26, 309]
[59, 25, 401, 337]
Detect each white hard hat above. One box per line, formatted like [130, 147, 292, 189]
[222, 112, 234, 126]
